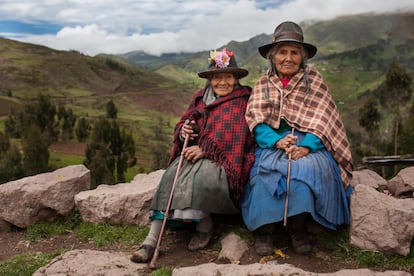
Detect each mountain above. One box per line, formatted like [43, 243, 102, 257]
[119, 11, 414, 92]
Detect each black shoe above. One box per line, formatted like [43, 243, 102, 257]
[254, 233, 274, 256]
[130, 244, 155, 263]
[289, 232, 312, 255]
[188, 229, 213, 251]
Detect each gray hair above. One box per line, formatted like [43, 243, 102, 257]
[266, 42, 310, 93]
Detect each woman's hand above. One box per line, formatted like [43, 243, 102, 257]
[183, 145, 205, 163]
[275, 133, 297, 150]
[180, 120, 199, 140]
[285, 145, 310, 160]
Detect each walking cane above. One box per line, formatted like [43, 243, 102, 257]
[149, 120, 191, 269]
[283, 128, 295, 227]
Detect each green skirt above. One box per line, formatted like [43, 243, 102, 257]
[150, 157, 239, 215]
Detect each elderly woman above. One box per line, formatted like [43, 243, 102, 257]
[131, 49, 255, 263]
[241, 21, 353, 256]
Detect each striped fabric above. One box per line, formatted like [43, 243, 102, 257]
[245, 66, 353, 186]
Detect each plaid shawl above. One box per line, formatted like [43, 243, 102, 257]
[245, 66, 353, 187]
[169, 85, 255, 206]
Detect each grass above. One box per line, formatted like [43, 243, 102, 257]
[0, 252, 62, 276]
[75, 222, 148, 247]
[0, 210, 155, 275]
[317, 228, 414, 272]
[48, 152, 85, 171]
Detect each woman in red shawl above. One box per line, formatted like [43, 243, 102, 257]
[241, 21, 353, 256]
[131, 49, 255, 263]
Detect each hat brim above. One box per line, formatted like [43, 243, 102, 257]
[198, 67, 249, 79]
[258, 40, 317, 59]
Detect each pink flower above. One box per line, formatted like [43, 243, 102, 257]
[215, 51, 230, 68]
[208, 48, 233, 68]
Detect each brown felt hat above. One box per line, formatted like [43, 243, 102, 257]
[258, 21, 317, 59]
[198, 48, 248, 79]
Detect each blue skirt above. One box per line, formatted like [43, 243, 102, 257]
[241, 134, 352, 231]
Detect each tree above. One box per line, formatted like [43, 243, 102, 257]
[0, 132, 24, 183]
[85, 141, 114, 188]
[22, 125, 49, 176]
[106, 100, 118, 119]
[0, 144, 24, 183]
[378, 61, 413, 155]
[34, 93, 58, 143]
[5, 114, 21, 138]
[84, 117, 136, 187]
[57, 105, 77, 140]
[0, 132, 10, 154]
[358, 96, 381, 139]
[5, 93, 58, 144]
[75, 117, 91, 142]
[399, 102, 414, 154]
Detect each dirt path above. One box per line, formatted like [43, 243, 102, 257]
[0, 222, 364, 273]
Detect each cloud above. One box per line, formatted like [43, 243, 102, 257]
[0, 0, 413, 56]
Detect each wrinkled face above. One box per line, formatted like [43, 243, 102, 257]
[271, 43, 303, 79]
[210, 73, 237, 97]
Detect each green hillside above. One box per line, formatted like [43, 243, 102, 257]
[0, 38, 196, 172]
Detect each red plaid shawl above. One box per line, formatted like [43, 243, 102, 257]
[169, 85, 255, 206]
[245, 67, 353, 186]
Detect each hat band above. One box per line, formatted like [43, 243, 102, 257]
[273, 31, 303, 43]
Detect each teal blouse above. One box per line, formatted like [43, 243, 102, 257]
[253, 121, 324, 152]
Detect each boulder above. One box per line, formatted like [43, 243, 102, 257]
[387, 167, 414, 198]
[350, 184, 414, 256]
[0, 165, 90, 229]
[74, 170, 164, 226]
[351, 169, 387, 188]
[33, 249, 147, 276]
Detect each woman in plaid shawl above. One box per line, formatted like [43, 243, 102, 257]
[241, 21, 353, 256]
[131, 49, 255, 263]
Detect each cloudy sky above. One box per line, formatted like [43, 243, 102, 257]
[0, 0, 412, 56]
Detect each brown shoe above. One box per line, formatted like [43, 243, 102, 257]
[254, 233, 274, 256]
[188, 230, 213, 251]
[130, 244, 155, 263]
[290, 232, 312, 255]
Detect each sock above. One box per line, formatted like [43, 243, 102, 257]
[195, 214, 213, 233]
[143, 219, 162, 247]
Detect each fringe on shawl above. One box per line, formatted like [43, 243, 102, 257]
[198, 134, 245, 207]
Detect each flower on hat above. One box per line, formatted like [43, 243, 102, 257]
[209, 48, 233, 68]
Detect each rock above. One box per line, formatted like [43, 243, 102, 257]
[0, 165, 90, 229]
[350, 184, 414, 256]
[172, 262, 411, 276]
[33, 249, 147, 276]
[387, 167, 414, 198]
[218, 232, 248, 263]
[351, 169, 387, 188]
[74, 170, 164, 226]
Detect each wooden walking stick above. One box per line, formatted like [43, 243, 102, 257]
[283, 128, 295, 227]
[149, 120, 191, 269]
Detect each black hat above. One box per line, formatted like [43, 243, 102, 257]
[258, 21, 317, 59]
[198, 48, 248, 79]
